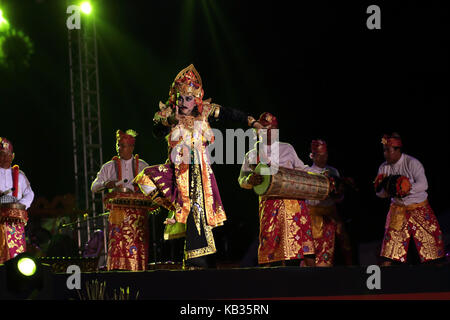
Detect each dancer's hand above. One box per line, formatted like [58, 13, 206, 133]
[248, 116, 264, 129]
[164, 218, 176, 225]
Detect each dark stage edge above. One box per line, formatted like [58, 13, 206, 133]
[1, 264, 450, 300]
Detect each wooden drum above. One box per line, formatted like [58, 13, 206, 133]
[253, 163, 330, 200]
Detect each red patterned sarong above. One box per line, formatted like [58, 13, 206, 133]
[258, 198, 314, 264]
[0, 207, 27, 264]
[381, 200, 445, 263]
[0, 221, 26, 264]
[309, 205, 352, 266]
[107, 207, 149, 271]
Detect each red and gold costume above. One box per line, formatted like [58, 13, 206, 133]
[135, 65, 253, 268]
[0, 137, 34, 264]
[376, 134, 445, 263]
[239, 113, 315, 265]
[91, 130, 151, 270]
[306, 140, 352, 266]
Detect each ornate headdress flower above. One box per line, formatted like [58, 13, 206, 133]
[381, 134, 402, 148]
[257, 112, 278, 128]
[0, 137, 13, 154]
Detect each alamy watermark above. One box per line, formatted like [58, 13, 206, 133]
[168, 122, 280, 175]
[66, 5, 81, 30]
[66, 264, 81, 290]
[366, 265, 381, 290]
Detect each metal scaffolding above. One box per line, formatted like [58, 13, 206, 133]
[67, 7, 107, 259]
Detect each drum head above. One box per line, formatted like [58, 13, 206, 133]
[253, 163, 272, 195]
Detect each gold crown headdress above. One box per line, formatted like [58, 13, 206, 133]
[169, 64, 204, 99]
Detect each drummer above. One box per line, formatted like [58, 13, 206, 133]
[238, 113, 316, 267]
[0, 137, 34, 264]
[375, 133, 445, 265]
[91, 129, 149, 271]
[306, 139, 352, 267]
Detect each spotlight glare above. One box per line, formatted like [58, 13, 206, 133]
[0, 9, 8, 27]
[17, 257, 37, 277]
[80, 2, 92, 15]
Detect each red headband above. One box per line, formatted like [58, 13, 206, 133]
[116, 130, 137, 145]
[258, 112, 278, 128]
[0, 137, 13, 154]
[381, 134, 402, 148]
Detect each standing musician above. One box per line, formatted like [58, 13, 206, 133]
[91, 129, 150, 271]
[306, 139, 352, 266]
[238, 112, 316, 267]
[375, 133, 445, 265]
[0, 137, 34, 264]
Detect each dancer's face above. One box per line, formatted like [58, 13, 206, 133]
[177, 95, 196, 115]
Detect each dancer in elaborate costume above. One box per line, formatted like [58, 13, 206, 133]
[134, 64, 262, 269]
[92, 130, 150, 270]
[0, 137, 34, 264]
[238, 112, 316, 266]
[375, 133, 445, 265]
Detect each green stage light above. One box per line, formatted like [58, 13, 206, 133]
[17, 257, 37, 276]
[80, 2, 92, 15]
[5, 253, 44, 298]
[0, 9, 9, 29]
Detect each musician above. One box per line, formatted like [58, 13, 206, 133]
[375, 133, 445, 265]
[306, 139, 352, 266]
[0, 137, 34, 264]
[238, 112, 316, 267]
[91, 130, 149, 271]
[134, 64, 262, 269]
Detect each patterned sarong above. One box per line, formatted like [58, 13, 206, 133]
[258, 198, 314, 264]
[381, 200, 445, 263]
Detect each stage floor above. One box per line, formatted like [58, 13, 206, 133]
[2, 263, 449, 300]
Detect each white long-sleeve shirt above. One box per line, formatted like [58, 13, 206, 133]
[306, 164, 341, 207]
[376, 153, 428, 206]
[0, 167, 34, 209]
[91, 157, 149, 193]
[239, 141, 307, 189]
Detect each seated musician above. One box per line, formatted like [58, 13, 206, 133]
[91, 130, 149, 271]
[0, 137, 34, 264]
[238, 113, 316, 267]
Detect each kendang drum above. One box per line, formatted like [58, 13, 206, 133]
[253, 163, 331, 200]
